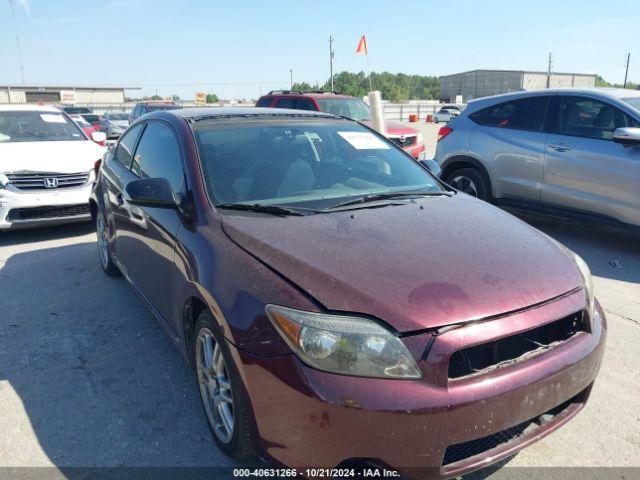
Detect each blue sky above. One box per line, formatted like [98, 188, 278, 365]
[1, 0, 638, 99]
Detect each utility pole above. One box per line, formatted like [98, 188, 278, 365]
[546, 52, 553, 89]
[8, 0, 26, 84]
[624, 52, 631, 88]
[329, 35, 335, 92]
[289, 69, 293, 90]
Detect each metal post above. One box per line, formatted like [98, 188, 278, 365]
[546, 52, 553, 89]
[624, 53, 631, 88]
[290, 69, 293, 90]
[329, 36, 334, 92]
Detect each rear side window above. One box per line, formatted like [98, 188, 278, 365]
[294, 99, 316, 111]
[558, 96, 634, 140]
[130, 122, 184, 194]
[470, 96, 549, 132]
[114, 123, 143, 168]
[256, 97, 274, 107]
[275, 98, 296, 109]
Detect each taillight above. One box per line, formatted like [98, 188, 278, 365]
[94, 159, 102, 177]
[437, 126, 453, 142]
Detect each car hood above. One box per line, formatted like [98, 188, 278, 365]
[110, 120, 129, 128]
[361, 120, 418, 136]
[221, 195, 582, 332]
[0, 140, 106, 174]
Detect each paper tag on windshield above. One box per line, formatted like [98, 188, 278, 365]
[338, 131, 390, 150]
[40, 114, 66, 123]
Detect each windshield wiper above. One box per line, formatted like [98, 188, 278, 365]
[216, 203, 306, 216]
[326, 190, 454, 210]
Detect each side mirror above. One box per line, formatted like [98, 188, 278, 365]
[124, 178, 177, 208]
[420, 159, 442, 178]
[613, 127, 640, 146]
[91, 131, 107, 143]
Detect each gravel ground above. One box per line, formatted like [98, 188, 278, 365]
[0, 123, 638, 477]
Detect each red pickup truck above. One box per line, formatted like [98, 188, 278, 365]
[256, 91, 426, 159]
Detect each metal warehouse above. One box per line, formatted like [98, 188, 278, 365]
[440, 70, 597, 103]
[0, 85, 137, 105]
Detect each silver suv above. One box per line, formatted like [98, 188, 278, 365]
[434, 88, 640, 228]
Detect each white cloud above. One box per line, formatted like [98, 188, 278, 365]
[16, 0, 30, 15]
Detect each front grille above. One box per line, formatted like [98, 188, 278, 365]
[7, 204, 90, 222]
[449, 312, 584, 379]
[389, 135, 416, 148]
[6, 172, 90, 190]
[442, 390, 586, 466]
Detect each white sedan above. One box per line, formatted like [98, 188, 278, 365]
[434, 108, 460, 123]
[0, 105, 106, 230]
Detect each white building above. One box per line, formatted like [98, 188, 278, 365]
[0, 85, 139, 105]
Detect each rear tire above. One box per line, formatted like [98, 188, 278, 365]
[194, 310, 256, 461]
[96, 212, 120, 276]
[444, 167, 490, 201]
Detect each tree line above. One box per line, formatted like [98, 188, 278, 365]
[293, 71, 440, 102]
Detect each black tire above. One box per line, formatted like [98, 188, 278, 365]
[96, 211, 120, 276]
[193, 310, 256, 461]
[444, 167, 490, 201]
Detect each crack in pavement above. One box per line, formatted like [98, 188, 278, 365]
[604, 308, 640, 327]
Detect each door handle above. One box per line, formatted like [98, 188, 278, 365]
[548, 142, 572, 152]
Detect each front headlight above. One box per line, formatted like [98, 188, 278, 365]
[266, 305, 422, 379]
[416, 133, 424, 144]
[0, 173, 8, 189]
[572, 253, 595, 318]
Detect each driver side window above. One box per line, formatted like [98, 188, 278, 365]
[559, 96, 630, 140]
[130, 122, 185, 196]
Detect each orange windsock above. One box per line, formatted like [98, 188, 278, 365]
[356, 35, 367, 55]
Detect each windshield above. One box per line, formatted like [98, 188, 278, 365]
[622, 97, 640, 112]
[315, 98, 371, 121]
[0, 111, 85, 143]
[194, 119, 443, 210]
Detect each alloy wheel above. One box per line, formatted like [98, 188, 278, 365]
[196, 328, 235, 444]
[451, 175, 478, 197]
[96, 215, 110, 269]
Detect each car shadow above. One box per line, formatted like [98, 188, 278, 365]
[0, 240, 252, 478]
[503, 208, 640, 284]
[0, 222, 95, 247]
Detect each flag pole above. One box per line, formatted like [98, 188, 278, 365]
[366, 51, 372, 91]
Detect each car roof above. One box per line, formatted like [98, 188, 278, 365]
[261, 91, 355, 99]
[468, 87, 640, 109]
[170, 107, 339, 121]
[0, 104, 62, 112]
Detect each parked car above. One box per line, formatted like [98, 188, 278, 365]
[93, 107, 604, 479]
[79, 113, 103, 131]
[129, 101, 180, 123]
[102, 112, 130, 139]
[256, 91, 426, 159]
[0, 105, 106, 229]
[61, 106, 92, 115]
[434, 107, 460, 123]
[434, 88, 640, 228]
[68, 114, 105, 146]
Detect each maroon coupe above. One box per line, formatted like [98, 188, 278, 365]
[92, 107, 605, 479]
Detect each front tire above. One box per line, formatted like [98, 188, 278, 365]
[444, 167, 490, 201]
[194, 311, 256, 460]
[96, 212, 120, 276]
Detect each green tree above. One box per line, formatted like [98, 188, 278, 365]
[206, 93, 219, 103]
[150, 94, 163, 100]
